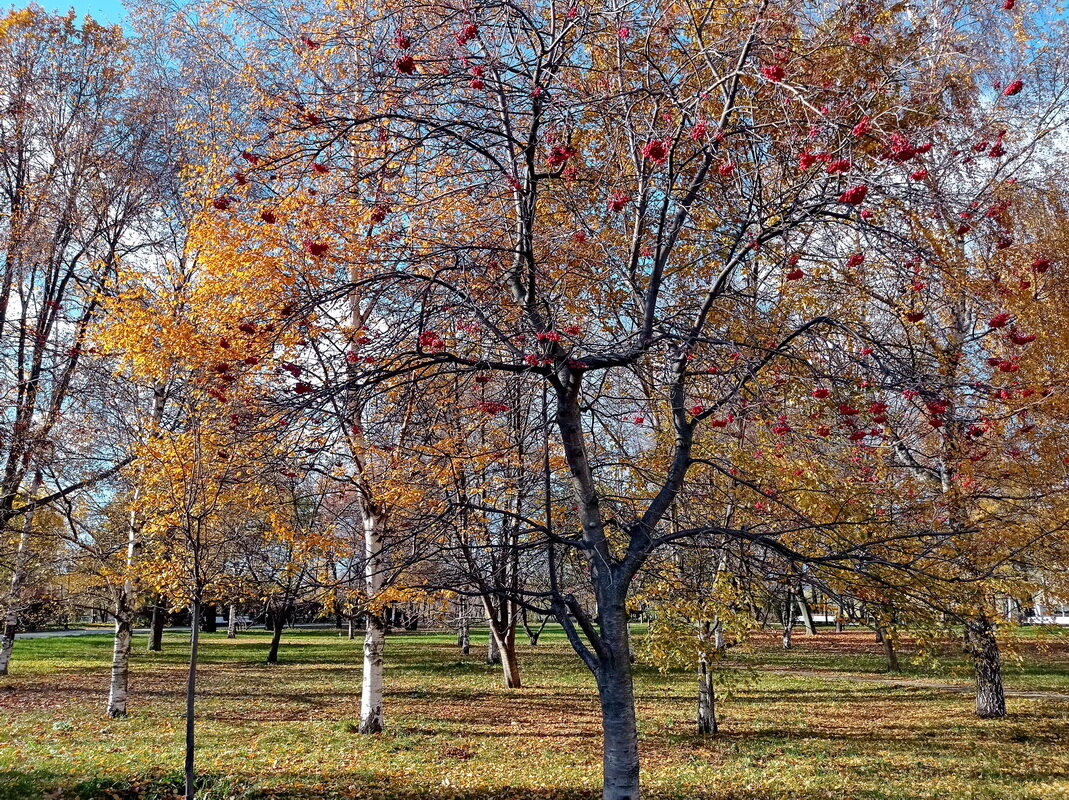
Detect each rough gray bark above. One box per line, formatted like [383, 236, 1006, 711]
[595, 600, 640, 800]
[966, 617, 1006, 718]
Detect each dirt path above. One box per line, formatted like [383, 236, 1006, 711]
[761, 665, 1069, 700]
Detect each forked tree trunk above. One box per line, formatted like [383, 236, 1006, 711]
[227, 604, 237, 639]
[966, 617, 1006, 718]
[781, 591, 797, 649]
[482, 595, 520, 687]
[521, 607, 549, 646]
[457, 611, 470, 654]
[488, 618, 521, 688]
[596, 599, 640, 800]
[184, 598, 201, 800]
[359, 506, 384, 734]
[148, 598, 166, 652]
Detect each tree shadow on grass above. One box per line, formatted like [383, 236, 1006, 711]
[19, 769, 1006, 800]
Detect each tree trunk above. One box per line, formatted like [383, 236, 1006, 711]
[360, 612, 385, 733]
[347, 616, 355, 640]
[489, 618, 521, 688]
[107, 606, 134, 717]
[881, 627, 900, 672]
[486, 625, 501, 665]
[712, 618, 725, 650]
[108, 492, 140, 717]
[521, 607, 548, 646]
[595, 601, 640, 800]
[482, 595, 520, 687]
[185, 598, 201, 800]
[266, 607, 286, 663]
[696, 659, 717, 735]
[149, 597, 166, 652]
[781, 591, 797, 649]
[359, 503, 385, 734]
[0, 472, 40, 676]
[796, 589, 816, 635]
[966, 617, 1006, 718]
[227, 604, 238, 639]
[201, 604, 217, 633]
[457, 611, 470, 654]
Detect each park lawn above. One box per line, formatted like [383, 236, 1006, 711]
[0, 627, 1067, 800]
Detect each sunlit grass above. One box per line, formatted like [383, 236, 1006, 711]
[2, 626, 1068, 799]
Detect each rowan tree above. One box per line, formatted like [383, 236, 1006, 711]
[135, 0, 1069, 797]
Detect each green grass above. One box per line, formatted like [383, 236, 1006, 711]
[1, 626, 1068, 799]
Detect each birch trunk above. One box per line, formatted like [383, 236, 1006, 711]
[781, 591, 797, 649]
[107, 484, 141, 717]
[359, 507, 384, 734]
[226, 604, 237, 639]
[696, 659, 716, 734]
[457, 611, 470, 654]
[107, 609, 134, 716]
[486, 626, 500, 664]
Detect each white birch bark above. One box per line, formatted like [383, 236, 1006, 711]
[359, 505, 384, 733]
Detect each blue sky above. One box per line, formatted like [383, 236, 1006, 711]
[45, 0, 128, 25]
